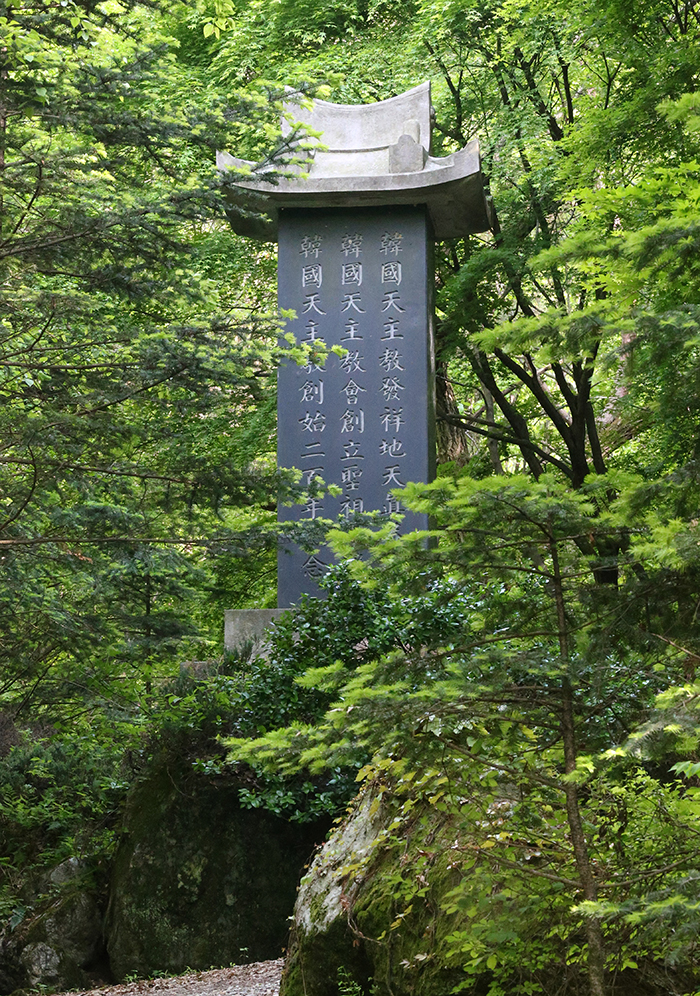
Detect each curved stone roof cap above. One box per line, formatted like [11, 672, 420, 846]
[217, 82, 493, 241]
[281, 81, 432, 154]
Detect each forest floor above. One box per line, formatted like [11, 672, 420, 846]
[57, 960, 283, 996]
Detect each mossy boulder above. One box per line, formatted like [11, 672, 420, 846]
[281, 781, 699, 996]
[0, 859, 107, 996]
[106, 757, 327, 981]
[281, 783, 469, 996]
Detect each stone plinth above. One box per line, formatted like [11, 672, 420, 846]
[224, 608, 286, 654]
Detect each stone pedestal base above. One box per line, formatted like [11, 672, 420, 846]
[224, 608, 287, 654]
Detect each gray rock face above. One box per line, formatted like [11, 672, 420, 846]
[106, 760, 328, 981]
[280, 784, 471, 996]
[19, 941, 61, 988]
[0, 860, 106, 995]
[293, 788, 383, 936]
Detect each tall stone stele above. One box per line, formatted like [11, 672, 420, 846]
[218, 82, 491, 616]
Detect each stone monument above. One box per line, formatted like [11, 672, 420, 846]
[218, 82, 491, 620]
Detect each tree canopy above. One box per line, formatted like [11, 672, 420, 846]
[3, 1, 700, 994]
[0, 0, 293, 719]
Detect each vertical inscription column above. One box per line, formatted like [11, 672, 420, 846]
[277, 207, 435, 608]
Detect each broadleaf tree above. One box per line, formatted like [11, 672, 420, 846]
[209, 0, 700, 993]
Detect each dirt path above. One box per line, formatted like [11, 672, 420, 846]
[59, 960, 284, 996]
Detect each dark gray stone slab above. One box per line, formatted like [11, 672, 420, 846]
[277, 206, 435, 608]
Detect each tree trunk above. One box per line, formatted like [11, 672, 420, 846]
[435, 360, 471, 466]
[561, 680, 606, 996]
[482, 386, 504, 474]
[551, 533, 606, 996]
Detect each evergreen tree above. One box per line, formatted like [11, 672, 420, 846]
[0, 0, 289, 718]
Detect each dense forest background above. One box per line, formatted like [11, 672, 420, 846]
[3, 0, 700, 994]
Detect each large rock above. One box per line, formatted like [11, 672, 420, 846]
[280, 780, 700, 996]
[282, 782, 700, 996]
[0, 858, 107, 995]
[281, 784, 468, 996]
[106, 758, 327, 980]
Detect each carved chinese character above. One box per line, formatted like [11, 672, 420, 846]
[381, 377, 404, 401]
[341, 465, 363, 491]
[302, 293, 325, 315]
[304, 498, 323, 519]
[341, 293, 365, 313]
[299, 380, 324, 404]
[341, 233, 363, 257]
[381, 292, 405, 313]
[341, 440, 364, 461]
[302, 554, 327, 579]
[341, 262, 362, 286]
[304, 496, 324, 519]
[381, 318, 402, 340]
[342, 319, 363, 341]
[340, 497, 364, 517]
[339, 350, 365, 373]
[380, 231, 403, 255]
[380, 437, 406, 458]
[341, 379, 367, 405]
[382, 493, 403, 515]
[299, 411, 326, 432]
[379, 348, 404, 371]
[380, 407, 405, 431]
[300, 235, 322, 258]
[340, 409, 365, 433]
[383, 465, 404, 486]
[303, 359, 324, 373]
[381, 261, 402, 286]
[301, 440, 325, 459]
[303, 319, 320, 342]
[302, 264, 322, 288]
[302, 466, 324, 485]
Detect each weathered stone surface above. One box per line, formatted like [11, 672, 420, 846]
[0, 859, 107, 995]
[217, 82, 493, 241]
[19, 941, 61, 989]
[224, 609, 287, 654]
[282, 83, 432, 170]
[280, 785, 468, 996]
[388, 133, 426, 174]
[106, 759, 327, 981]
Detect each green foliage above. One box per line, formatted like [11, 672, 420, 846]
[4, 0, 700, 992]
[0, 728, 129, 877]
[0, 0, 323, 942]
[0, 0, 302, 725]
[337, 966, 365, 996]
[230, 469, 700, 992]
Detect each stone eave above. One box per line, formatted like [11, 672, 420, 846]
[216, 141, 493, 241]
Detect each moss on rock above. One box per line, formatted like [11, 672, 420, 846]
[281, 780, 699, 996]
[281, 782, 470, 996]
[106, 757, 327, 981]
[0, 860, 107, 996]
